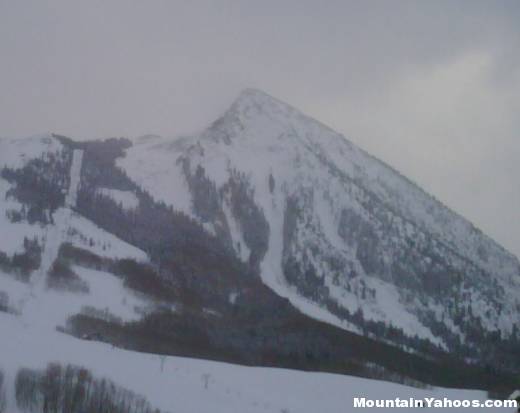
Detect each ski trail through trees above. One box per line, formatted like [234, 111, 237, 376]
[23, 149, 84, 316]
[32, 149, 83, 291]
[66, 149, 83, 208]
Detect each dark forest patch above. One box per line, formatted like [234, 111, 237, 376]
[15, 363, 163, 413]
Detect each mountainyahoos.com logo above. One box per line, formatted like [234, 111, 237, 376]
[353, 397, 517, 409]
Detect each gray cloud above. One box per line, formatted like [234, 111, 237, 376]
[0, 0, 519, 256]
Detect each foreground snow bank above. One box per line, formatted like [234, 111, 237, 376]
[0, 312, 511, 413]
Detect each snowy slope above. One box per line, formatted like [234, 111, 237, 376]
[0, 311, 511, 413]
[96, 187, 139, 211]
[0, 136, 150, 330]
[0, 136, 145, 261]
[67, 212, 147, 260]
[118, 135, 194, 216]
[0, 136, 165, 410]
[118, 89, 520, 354]
[0, 135, 63, 257]
[0, 177, 44, 257]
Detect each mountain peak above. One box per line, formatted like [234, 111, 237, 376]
[228, 88, 296, 119]
[202, 88, 304, 144]
[234, 88, 280, 104]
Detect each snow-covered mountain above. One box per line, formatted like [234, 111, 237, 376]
[119, 89, 520, 355]
[1, 89, 519, 411]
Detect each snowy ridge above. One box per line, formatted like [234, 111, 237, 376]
[0, 133, 62, 170]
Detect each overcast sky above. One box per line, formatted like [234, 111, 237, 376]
[1, 0, 519, 257]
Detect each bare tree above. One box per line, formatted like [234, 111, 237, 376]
[201, 373, 211, 390]
[159, 355, 167, 373]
